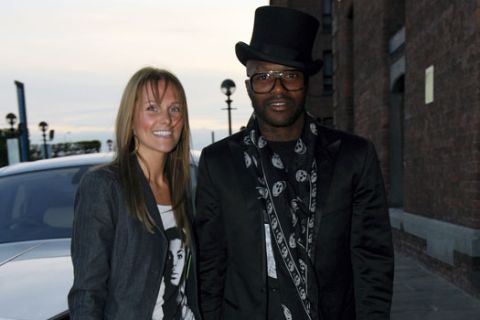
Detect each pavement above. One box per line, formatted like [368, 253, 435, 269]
[391, 252, 480, 319]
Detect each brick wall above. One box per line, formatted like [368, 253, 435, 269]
[334, 0, 480, 295]
[403, 0, 480, 227]
[334, 0, 391, 184]
[332, 0, 354, 132]
[334, 0, 480, 227]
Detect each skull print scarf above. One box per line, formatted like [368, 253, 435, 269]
[243, 114, 320, 320]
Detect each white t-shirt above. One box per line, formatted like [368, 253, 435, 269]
[152, 205, 195, 320]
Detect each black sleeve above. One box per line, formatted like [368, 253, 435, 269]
[350, 141, 394, 319]
[194, 150, 227, 320]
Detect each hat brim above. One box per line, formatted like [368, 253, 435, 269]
[235, 42, 323, 75]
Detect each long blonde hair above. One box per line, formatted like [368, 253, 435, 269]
[112, 67, 191, 243]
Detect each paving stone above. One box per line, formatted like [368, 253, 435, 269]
[391, 253, 480, 319]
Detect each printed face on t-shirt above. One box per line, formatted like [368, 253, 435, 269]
[168, 238, 185, 286]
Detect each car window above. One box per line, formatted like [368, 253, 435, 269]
[0, 165, 91, 244]
[0, 159, 198, 244]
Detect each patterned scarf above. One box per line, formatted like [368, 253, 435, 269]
[243, 114, 320, 320]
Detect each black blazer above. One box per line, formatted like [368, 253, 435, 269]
[195, 124, 394, 320]
[68, 162, 201, 319]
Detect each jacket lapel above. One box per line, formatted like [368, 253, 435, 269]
[136, 160, 167, 235]
[312, 127, 341, 254]
[228, 138, 265, 219]
[228, 137, 268, 284]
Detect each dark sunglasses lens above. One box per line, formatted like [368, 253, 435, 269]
[251, 71, 304, 93]
[282, 71, 304, 90]
[251, 74, 272, 93]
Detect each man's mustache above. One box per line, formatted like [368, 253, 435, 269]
[264, 95, 296, 106]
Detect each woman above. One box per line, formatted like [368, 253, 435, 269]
[68, 67, 200, 319]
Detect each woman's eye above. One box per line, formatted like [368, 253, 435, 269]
[146, 103, 158, 111]
[169, 105, 181, 113]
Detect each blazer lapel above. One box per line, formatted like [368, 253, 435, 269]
[312, 127, 341, 256]
[228, 137, 268, 284]
[228, 139, 265, 219]
[136, 160, 167, 236]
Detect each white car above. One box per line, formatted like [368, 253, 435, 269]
[0, 152, 199, 320]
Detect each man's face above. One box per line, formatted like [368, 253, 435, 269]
[245, 60, 306, 135]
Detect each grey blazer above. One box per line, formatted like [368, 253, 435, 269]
[68, 162, 201, 320]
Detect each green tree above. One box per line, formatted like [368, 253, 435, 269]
[76, 140, 101, 153]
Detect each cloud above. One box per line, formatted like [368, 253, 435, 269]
[0, 0, 267, 150]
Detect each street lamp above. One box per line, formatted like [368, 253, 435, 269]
[6, 113, 17, 132]
[38, 121, 49, 159]
[221, 79, 236, 136]
[106, 139, 113, 152]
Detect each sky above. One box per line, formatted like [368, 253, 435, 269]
[0, 0, 268, 151]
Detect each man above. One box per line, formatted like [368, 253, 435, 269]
[195, 6, 394, 320]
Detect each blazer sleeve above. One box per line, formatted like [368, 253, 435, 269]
[68, 169, 116, 320]
[194, 150, 227, 320]
[350, 141, 394, 320]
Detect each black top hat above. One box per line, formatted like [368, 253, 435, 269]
[235, 6, 322, 75]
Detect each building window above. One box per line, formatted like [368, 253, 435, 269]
[323, 50, 333, 95]
[323, 0, 332, 33]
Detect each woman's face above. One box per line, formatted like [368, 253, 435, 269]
[169, 239, 185, 286]
[132, 81, 184, 159]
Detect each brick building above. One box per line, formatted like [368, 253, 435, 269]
[335, 0, 480, 296]
[272, 0, 480, 297]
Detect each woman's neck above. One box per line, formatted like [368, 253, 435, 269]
[136, 152, 172, 205]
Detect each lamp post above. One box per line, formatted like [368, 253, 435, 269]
[106, 139, 113, 152]
[4, 113, 21, 164]
[38, 121, 49, 159]
[220, 79, 236, 136]
[6, 113, 17, 133]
